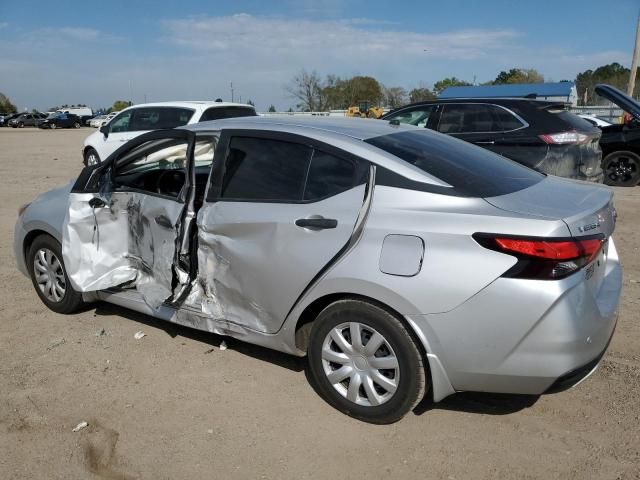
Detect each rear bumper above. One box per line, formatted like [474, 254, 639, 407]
[407, 239, 621, 397]
[538, 144, 603, 183]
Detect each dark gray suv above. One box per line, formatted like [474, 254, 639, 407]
[383, 98, 603, 182]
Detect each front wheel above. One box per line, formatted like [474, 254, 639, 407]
[73, 122, 80, 129]
[27, 235, 84, 314]
[307, 299, 427, 424]
[603, 151, 640, 187]
[18, 122, 24, 128]
[50, 123, 56, 130]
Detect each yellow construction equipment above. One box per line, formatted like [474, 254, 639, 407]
[346, 101, 384, 119]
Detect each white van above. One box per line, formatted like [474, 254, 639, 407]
[57, 107, 93, 117]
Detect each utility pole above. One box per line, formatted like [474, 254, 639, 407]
[628, 11, 640, 97]
[230, 82, 234, 102]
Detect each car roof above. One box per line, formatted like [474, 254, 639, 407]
[187, 115, 416, 140]
[385, 97, 561, 111]
[122, 101, 254, 111]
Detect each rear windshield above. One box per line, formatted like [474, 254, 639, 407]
[199, 106, 257, 122]
[547, 109, 598, 132]
[365, 130, 544, 197]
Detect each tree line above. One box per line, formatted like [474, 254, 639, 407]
[286, 64, 638, 111]
[2, 62, 638, 114]
[286, 68, 548, 111]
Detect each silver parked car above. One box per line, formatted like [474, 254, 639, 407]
[14, 117, 621, 423]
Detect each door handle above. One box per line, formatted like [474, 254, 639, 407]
[295, 217, 338, 230]
[155, 215, 174, 229]
[88, 197, 106, 208]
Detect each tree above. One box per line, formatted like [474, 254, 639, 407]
[286, 69, 327, 111]
[433, 77, 472, 94]
[0, 93, 17, 113]
[408, 87, 437, 103]
[339, 76, 382, 107]
[491, 68, 544, 85]
[111, 100, 130, 112]
[382, 86, 408, 108]
[576, 62, 640, 105]
[268, 105, 277, 112]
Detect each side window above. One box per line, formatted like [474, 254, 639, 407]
[438, 104, 503, 133]
[388, 106, 437, 128]
[109, 111, 132, 133]
[489, 105, 525, 131]
[221, 137, 311, 202]
[304, 151, 364, 201]
[129, 107, 194, 131]
[113, 140, 189, 197]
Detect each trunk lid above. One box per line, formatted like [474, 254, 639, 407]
[484, 175, 616, 238]
[595, 84, 640, 121]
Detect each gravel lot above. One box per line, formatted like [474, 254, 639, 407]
[1, 127, 639, 480]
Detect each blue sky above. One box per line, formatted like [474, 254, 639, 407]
[0, 0, 638, 111]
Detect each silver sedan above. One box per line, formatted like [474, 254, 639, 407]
[14, 117, 621, 423]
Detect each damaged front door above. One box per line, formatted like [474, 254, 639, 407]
[63, 129, 196, 309]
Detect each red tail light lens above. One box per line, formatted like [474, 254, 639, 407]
[539, 131, 589, 145]
[474, 234, 604, 280]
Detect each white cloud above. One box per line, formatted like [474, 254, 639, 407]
[161, 14, 520, 63]
[58, 27, 100, 40]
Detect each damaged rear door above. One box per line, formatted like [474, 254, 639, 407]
[62, 129, 197, 309]
[196, 132, 370, 333]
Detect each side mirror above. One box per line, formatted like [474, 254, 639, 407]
[99, 124, 109, 137]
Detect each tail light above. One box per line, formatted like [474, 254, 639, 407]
[473, 233, 605, 280]
[539, 131, 589, 145]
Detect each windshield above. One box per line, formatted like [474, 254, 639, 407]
[366, 130, 544, 197]
[47, 113, 63, 119]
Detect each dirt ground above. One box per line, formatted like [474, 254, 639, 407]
[0, 127, 638, 480]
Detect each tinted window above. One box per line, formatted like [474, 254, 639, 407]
[549, 110, 598, 132]
[387, 106, 436, 128]
[304, 152, 359, 201]
[221, 137, 311, 201]
[199, 106, 257, 122]
[492, 107, 525, 130]
[129, 107, 194, 131]
[366, 130, 543, 197]
[439, 104, 498, 133]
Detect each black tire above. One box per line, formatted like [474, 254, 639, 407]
[27, 235, 84, 314]
[50, 123, 56, 130]
[18, 122, 24, 128]
[83, 148, 100, 167]
[73, 122, 80, 129]
[603, 151, 640, 187]
[307, 299, 427, 424]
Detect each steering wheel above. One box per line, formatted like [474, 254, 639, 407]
[155, 170, 185, 197]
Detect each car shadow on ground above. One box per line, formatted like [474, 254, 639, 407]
[92, 302, 306, 373]
[92, 302, 539, 416]
[413, 391, 540, 416]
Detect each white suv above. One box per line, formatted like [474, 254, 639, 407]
[82, 101, 256, 165]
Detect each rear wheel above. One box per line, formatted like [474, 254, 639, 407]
[307, 299, 427, 424]
[603, 151, 640, 187]
[73, 122, 80, 129]
[27, 235, 83, 314]
[50, 123, 56, 130]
